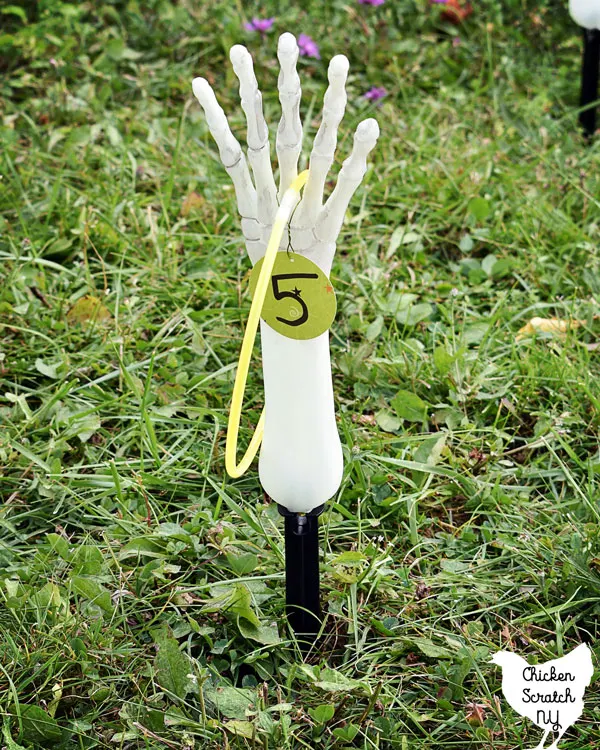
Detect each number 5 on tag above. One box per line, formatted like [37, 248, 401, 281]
[249, 252, 337, 340]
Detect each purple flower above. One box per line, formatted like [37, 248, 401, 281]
[297, 33, 320, 59]
[244, 17, 274, 33]
[364, 86, 387, 102]
[358, 0, 385, 5]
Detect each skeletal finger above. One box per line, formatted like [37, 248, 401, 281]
[192, 77, 258, 238]
[315, 118, 380, 244]
[230, 45, 278, 223]
[295, 55, 349, 228]
[276, 33, 302, 199]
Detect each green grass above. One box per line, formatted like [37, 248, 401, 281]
[2, 0, 600, 748]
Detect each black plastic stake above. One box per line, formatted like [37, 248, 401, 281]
[278, 503, 324, 647]
[580, 28, 600, 139]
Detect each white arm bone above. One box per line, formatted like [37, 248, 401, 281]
[276, 33, 303, 199]
[191, 77, 259, 244]
[294, 55, 349, 229]
[229, 45, 278, 223]
[315, 118, 380, 245]
[192, 34, 379, 512]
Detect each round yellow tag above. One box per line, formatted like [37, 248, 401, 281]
[248, 252, 336, 340]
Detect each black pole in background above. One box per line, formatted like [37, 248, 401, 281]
[580, 28, 600, 139]
[278, 503, 324, 647]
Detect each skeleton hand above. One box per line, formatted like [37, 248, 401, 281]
[192, 32, 379, 274]
[192, 33, 379, 513]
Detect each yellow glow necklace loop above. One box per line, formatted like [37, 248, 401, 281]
[225, 170, 309, 478]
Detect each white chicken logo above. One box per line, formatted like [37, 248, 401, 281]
[490, 643, 594, 750]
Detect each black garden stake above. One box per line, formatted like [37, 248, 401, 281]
[580, 28, 600, 138]
[570, 0, 600, 138]
[278, 504, 324, 647]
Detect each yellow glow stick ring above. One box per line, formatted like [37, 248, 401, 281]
[225, 170, 309, 478]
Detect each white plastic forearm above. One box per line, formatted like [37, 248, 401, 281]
[259, 324, 343, 512]
[192, 33, 379, 512]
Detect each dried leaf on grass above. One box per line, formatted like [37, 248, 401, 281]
[516, 316, 583, 341]
[181, 192, 205, 217]
[465, 701, 487, 726]
[66, 295, 112, 326]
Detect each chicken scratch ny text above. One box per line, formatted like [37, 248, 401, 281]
[523, 666, 575, 682]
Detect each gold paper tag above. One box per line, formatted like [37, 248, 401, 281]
[249, 252, 336, 340]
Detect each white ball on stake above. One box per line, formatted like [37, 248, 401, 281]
[570, 0, 600, 29]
